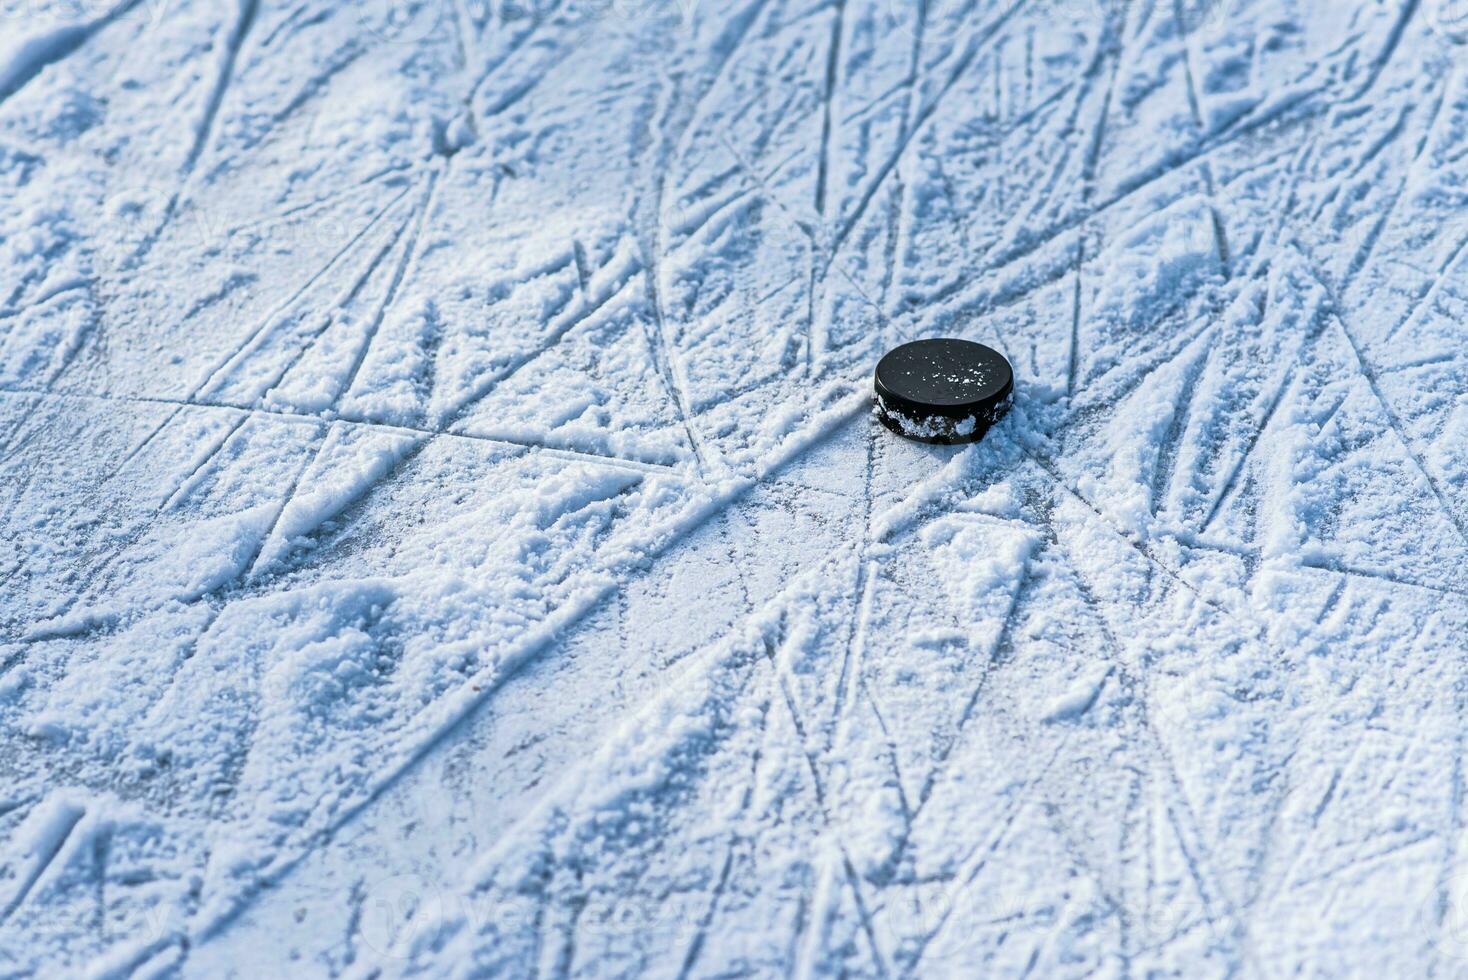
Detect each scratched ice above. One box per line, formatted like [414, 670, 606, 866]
[1, 0, 1467, 976]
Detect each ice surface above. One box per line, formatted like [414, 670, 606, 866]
[2, 0, 1467, 975]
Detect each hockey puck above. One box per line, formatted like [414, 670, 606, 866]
[873, 339, 1013, 445]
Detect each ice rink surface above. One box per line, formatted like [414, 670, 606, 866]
[3, 0, 1468, 974]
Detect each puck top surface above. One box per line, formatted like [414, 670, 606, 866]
[874, 338, 1012, 411]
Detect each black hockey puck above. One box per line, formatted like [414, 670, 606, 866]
[874, 339, 1013, 445]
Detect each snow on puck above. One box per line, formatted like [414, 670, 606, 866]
[873, 338, 1013, 445]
